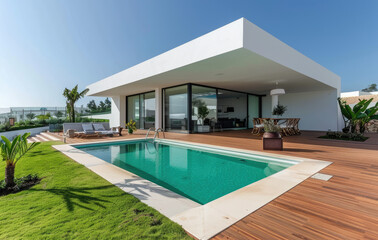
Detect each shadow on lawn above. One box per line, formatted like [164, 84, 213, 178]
[28, 185, 122, 211]
[27, 150, 56, 158]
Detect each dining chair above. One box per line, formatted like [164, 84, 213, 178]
[251, 118, 264, 135]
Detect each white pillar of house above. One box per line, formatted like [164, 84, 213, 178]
[110, 96, 126, 128]
[154, 88, 163, 129]
[271, 94, 278, 112]
[270, 88, 285, 116]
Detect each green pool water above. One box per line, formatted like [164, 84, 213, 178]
[75, 140, 294, 204]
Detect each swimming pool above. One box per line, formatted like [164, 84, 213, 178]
[75, 139, 295, 204]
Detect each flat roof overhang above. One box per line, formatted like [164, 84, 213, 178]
[87, 18, 340, 97]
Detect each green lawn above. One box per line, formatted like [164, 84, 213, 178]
[0, 142, 191, 240]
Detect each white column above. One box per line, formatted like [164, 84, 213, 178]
[271, 94, 278, 112]
[155, 88, 163, 128]
[110, 96, 126, 128]
[155, 88, 162, 129]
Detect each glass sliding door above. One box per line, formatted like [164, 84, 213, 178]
[192, 85, 217, 133]
[127, 92, 155, 129]
[127, 95, 140, 128]
[164, 85, 188, 132]
[141, 92, 155, 129]
[161, 83, 261, 133]
[248, 95, 260, 128]
[217, 89, 247, 129]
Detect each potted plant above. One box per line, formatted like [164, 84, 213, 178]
[262, 119, 283, 150]
[125, 119, 137, 134]
[193, 99, 210, 133]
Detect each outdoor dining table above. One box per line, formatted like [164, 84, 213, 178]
[259, 118, 290, 124]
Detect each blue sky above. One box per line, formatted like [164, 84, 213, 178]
[0, 0, 377, 107]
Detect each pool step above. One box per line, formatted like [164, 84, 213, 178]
[36, 135, 49, 142]
[40, 132, 60, 141]
[31, 137, 41, 142]
[27, 132, 61, 143]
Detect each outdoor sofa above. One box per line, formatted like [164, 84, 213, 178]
[63, 122, 121, 138]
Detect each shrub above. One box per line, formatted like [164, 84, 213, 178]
[0, 174, 40, 196]
[338, 97, 378, 134]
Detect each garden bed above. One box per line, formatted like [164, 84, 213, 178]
[319, 131, 369, 142]
[0, 174, 41, 196]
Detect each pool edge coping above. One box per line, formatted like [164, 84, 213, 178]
[53, 137, 332, 240]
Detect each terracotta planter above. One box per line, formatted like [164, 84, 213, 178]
[263, 132, 283, 150]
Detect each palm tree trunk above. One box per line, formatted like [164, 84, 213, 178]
[71, 103, 75, 122]
[5, 164, 15, 187]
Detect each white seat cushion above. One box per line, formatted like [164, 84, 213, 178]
[93, 123, 105, 131]
[98, 130, 113, 135]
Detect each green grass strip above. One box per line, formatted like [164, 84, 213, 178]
[0, 142, 191, 240]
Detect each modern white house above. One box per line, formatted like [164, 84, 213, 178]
[87, 18, 341, 133]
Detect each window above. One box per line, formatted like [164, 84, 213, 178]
[191, 85, 217, 133]
[164, 85, 188, 132]
[127, 92, 155, 129]
[217, 89, 247, 129]
[127, 95, 140, 128]
[141, 92, 155, 129]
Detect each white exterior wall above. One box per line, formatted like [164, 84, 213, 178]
[341, 91, 378, 97]
[0, 126, 49, 141]
[110, 96, 126, 128]
[262, 89, 339, 131]
[86, 113, 111, 120]
[340, 91, 369, 97]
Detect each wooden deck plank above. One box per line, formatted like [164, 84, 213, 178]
[50, 130, 378, 239]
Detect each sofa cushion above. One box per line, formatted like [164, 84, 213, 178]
[82, 123, 93, 132]
[93, 123, 105, 131]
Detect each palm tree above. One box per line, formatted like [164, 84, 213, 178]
[0, 134, 40, 187]
[63, 85, 89, 122]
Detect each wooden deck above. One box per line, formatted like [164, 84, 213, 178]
[47, 130, 378, 239]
